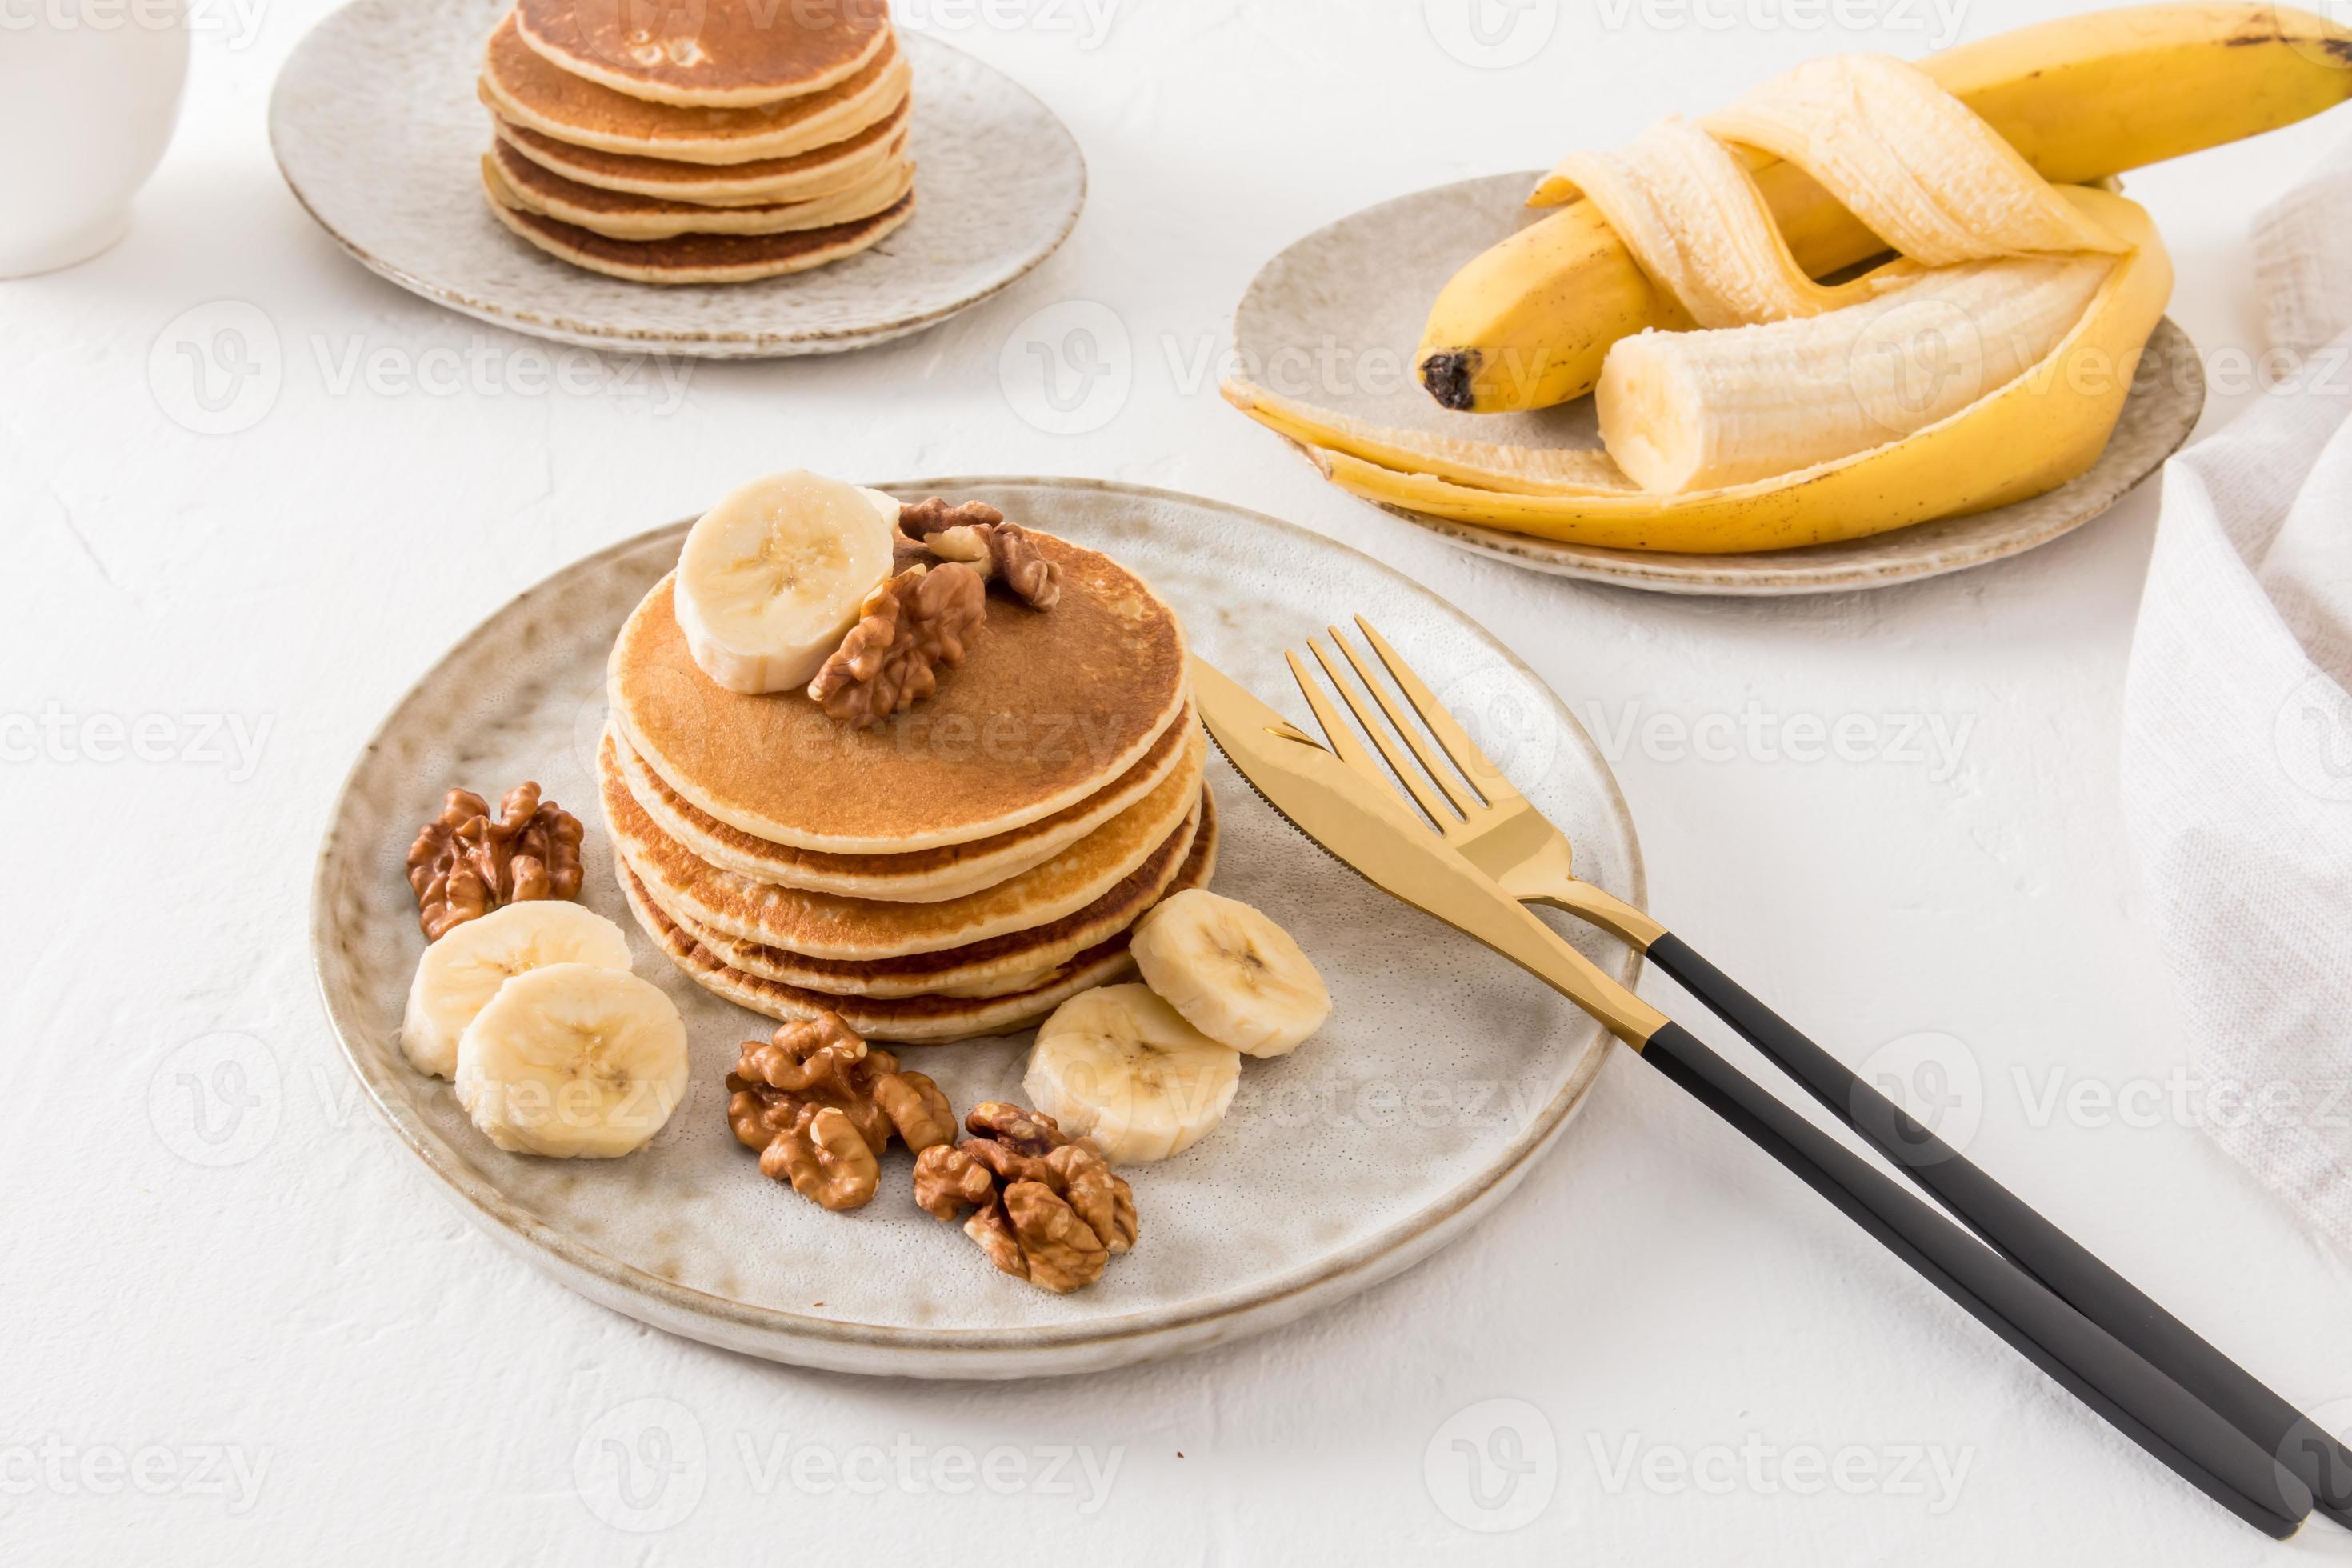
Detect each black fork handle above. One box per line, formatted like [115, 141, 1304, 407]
[1639, 1021, 2310, 1538]
[1648, 932, 2352, 1529]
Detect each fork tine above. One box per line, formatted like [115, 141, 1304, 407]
[1306, 638, 1458, 830]
[1283, 648, 1388, 788]
[1328, 626, 1482, 819]
[1354, 616, 1522, 806]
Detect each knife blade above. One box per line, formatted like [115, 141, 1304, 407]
[1190, 654, 1665, 1046]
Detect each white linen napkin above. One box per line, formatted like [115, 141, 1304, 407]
[2122, 134, 2352, 1256]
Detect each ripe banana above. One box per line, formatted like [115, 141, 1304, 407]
[1130, 890, 1331, 1058]
[455, 962, 690, 1158]
[1316, 185, 2169, 551]
[1419, 2, 2352, 413]
[673, 469, 895, 694]
[401, 899, 634, 1078]
[1023, 983, 1242, 1163]
[1597, 254, 2113, 493]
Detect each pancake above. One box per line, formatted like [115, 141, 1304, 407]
[599, 721, 1205, 958]
[515, 0, 891, 110]
[656, 788, 1214, 998]
[489, 139, 912, 240]
[493, 99, 909, 206]
[484, 158, 911, 282]
[609, 701, 1196, 901]
[609, 538, 1189, 854]
[614, 798, 1218, 1042]
[482, 13, 909, 165]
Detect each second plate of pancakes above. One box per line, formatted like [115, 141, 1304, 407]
[272, 0, 1085, 355]
[313, 478, 1645, 1377]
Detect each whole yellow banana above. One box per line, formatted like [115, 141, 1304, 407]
[1418, 2, 2352, 414]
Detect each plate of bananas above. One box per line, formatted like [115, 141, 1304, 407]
[1224, 5, 2352, 595]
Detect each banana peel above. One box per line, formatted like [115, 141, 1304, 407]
[1236, 186, 2171, 554]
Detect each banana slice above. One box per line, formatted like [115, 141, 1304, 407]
[455, 963, 690, 1158]
[1130, 890, 1331, 1058]
[400, 901, 633, 1078]
[673, 469, 896, 694]
[1023, 984, 1241, 1163]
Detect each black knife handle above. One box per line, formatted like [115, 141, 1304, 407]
[1647, 932, 2352, 1527]
[1638, 1020, 2309, 1537]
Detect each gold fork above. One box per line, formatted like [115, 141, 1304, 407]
[1286, 617, 1663, 950]
[1280, 620, 2352, 1531]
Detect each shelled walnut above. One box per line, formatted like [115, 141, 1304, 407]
[897, 498, 1062, 610]
[911, 1102, 1137, 1294]
[725, 1013, 954, 1211]
[805, 562, 988, 728]
[404, 782, 584, 942]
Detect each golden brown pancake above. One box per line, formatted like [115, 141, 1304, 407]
[614, 802, 1217, 1042]
[483, 158, 911, 282]
[489, 139, 911, 239]
[608, 537, 1189, 854]
[600, 722, 1205, 958]
[609, 702, 1196, 901]
[481, 13, 908, 165]
[515, 0, 892, 110]
[656, 789, 1214, 998]
[492, 99, 909, 206]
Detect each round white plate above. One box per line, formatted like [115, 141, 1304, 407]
[311, 478, 1644, 1379]
[270, 0, 1086, 358]
[1232, 173, 2206, 596]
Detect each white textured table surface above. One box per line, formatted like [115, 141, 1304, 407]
[9, 1, 2352, 1561]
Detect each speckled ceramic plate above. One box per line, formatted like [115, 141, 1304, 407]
[270, 0, 1084, 358]
[311, 478, 1644, 1378]
[1231, 174, 2206, 596]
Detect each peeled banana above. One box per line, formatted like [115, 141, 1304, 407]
[1596, 254, 2114, 494]
[455, 962, 690, 1158]
[1023, 984, 1242, 1163]
[401, 900, 634, 1078]
[1130, 890, 1331, 1058]
[673, 469, 897, 694]
[1419, 2, 2352, 414]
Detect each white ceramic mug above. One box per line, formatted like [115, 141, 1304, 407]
[0, 0, 189, 277]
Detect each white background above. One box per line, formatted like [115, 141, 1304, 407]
[8, 0, 2352, 1560]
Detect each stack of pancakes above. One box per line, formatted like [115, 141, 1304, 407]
[477, 0, 915, 284]
[600, 530, 1213, 1042]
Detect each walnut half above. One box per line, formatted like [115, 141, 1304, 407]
[911, 1102, 1137, 1293]
[404, 783, 583, 942]
[726, 1013, 955, 1211]
[804, 562, 988, 729]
